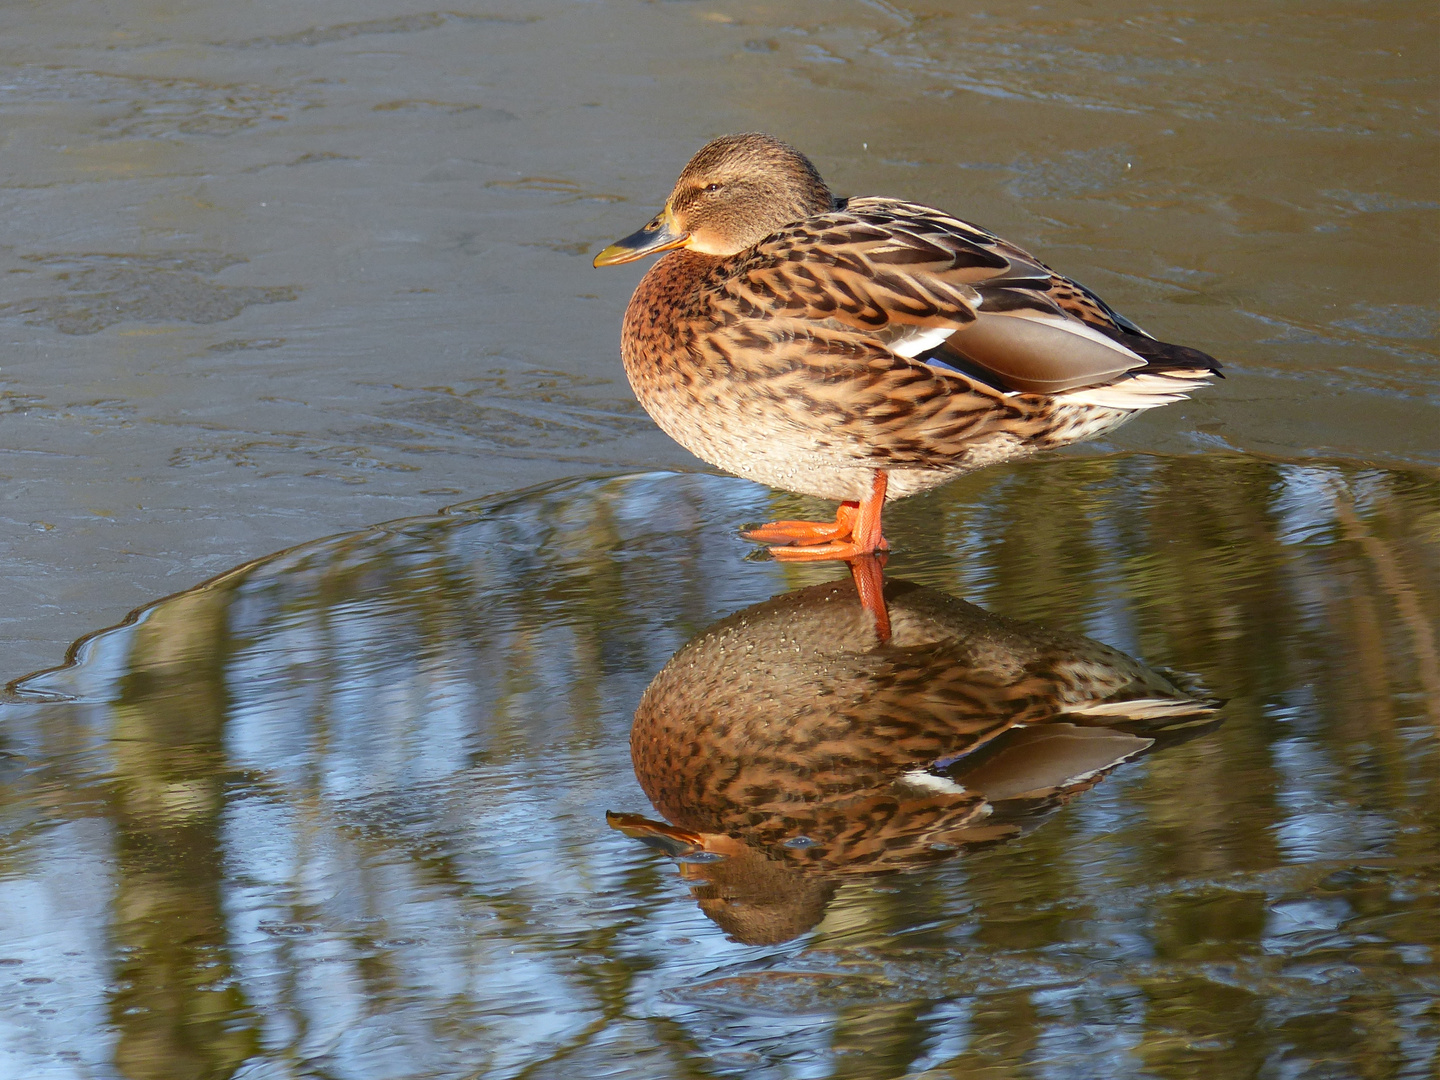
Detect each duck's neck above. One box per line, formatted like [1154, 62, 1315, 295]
[622, 250, 723, 360]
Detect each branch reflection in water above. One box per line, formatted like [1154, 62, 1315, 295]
[612, 559, 1220, 945]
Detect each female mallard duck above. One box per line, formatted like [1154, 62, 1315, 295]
[594, 133, 1222, 559]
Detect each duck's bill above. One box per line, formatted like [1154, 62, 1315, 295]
[592, 213, 689, 267]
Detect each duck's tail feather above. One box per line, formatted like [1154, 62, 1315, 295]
[1097, 328, 1224, 377]
[1056, 329, 1222, 410]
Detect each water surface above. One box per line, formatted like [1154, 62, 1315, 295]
[0, 0, 1435, 670]
[2, 460, 1435, 1078]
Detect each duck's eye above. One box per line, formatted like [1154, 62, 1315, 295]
[704, 182, 722, 193]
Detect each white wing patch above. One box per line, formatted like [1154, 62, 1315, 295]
[890, 325, 957, 359]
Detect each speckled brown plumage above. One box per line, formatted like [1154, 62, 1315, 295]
[595, 135, 1222, 552]
[612, 575, 1220, 943]
[629, 576, 1219, 869]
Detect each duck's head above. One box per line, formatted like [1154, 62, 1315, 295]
[593, 133, 833, 266]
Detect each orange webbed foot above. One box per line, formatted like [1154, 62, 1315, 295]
[742, 470, 890, 563]
[741, 503, 857, 547]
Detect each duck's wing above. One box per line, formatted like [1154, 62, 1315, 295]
[706, 197, 1217, 397]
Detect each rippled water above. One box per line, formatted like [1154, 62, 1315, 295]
[2, 461, 1436, 1078]
[0, 0, 1435, 670]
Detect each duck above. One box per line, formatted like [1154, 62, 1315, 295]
[610, 572, 1222, 944]
[594, 133, 1222, 560]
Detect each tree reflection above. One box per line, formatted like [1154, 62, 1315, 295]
[102, 588, 260, 1078]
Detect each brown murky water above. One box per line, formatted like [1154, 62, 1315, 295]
[0, 1, 1437, 1077]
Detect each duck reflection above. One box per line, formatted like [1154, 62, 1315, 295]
[610, 559, 1221, 945]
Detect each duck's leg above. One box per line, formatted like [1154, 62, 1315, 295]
[757, 470, 890, 561]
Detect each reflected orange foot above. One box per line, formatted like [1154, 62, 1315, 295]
[766, 538, 888, 562]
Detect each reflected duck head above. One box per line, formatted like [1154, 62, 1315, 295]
[607, 814, 837, 946]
